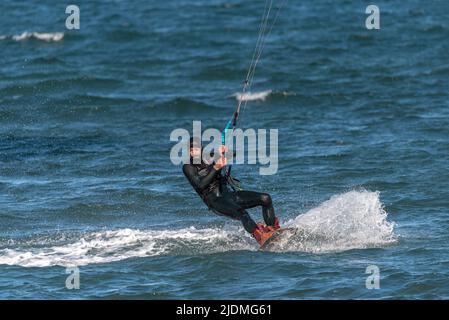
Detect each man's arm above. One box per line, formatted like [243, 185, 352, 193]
[183, 164, 220, 192]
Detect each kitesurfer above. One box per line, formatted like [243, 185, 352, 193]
[183, 137, 280, 246]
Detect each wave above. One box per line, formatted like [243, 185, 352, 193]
[232, 90, 297, 102]
[233, 90, 272, 102]
[0, 32, 64, 42]
[0, 190, 396, 267]
[0, 227, 253, 267]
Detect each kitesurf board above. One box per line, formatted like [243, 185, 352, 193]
[260, 227, 297, 250]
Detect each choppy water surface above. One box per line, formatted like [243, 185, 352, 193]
[1, 0, 449, 299]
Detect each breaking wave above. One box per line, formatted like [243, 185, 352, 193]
[1, 32, 64, 42]
[234, 90, 272, 102]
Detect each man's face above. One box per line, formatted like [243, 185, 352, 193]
[190, 147, 201, 159]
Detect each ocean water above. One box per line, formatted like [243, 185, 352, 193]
[0, 0, 448, 299]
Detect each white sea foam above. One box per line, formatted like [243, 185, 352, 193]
[3, 32, 65, 42]
[234, 90, 272, 102]
[0, 190, 396, 267]
[0, 227, 253, 267]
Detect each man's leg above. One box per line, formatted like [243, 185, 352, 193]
[233, 191, 276, 226]
[209, 196, 257, 233]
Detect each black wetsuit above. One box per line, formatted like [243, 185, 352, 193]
[183, 162, 276, 233]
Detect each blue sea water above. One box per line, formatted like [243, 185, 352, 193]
[0, 0, 449, 299]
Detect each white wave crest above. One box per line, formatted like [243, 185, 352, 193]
[3, 32, 65, 42]
[0, 191, 396, 267]
[0, 227, 253, 268]
[234, 90, 272, 102]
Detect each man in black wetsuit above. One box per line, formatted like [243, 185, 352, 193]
[182, 138, 280, 245]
